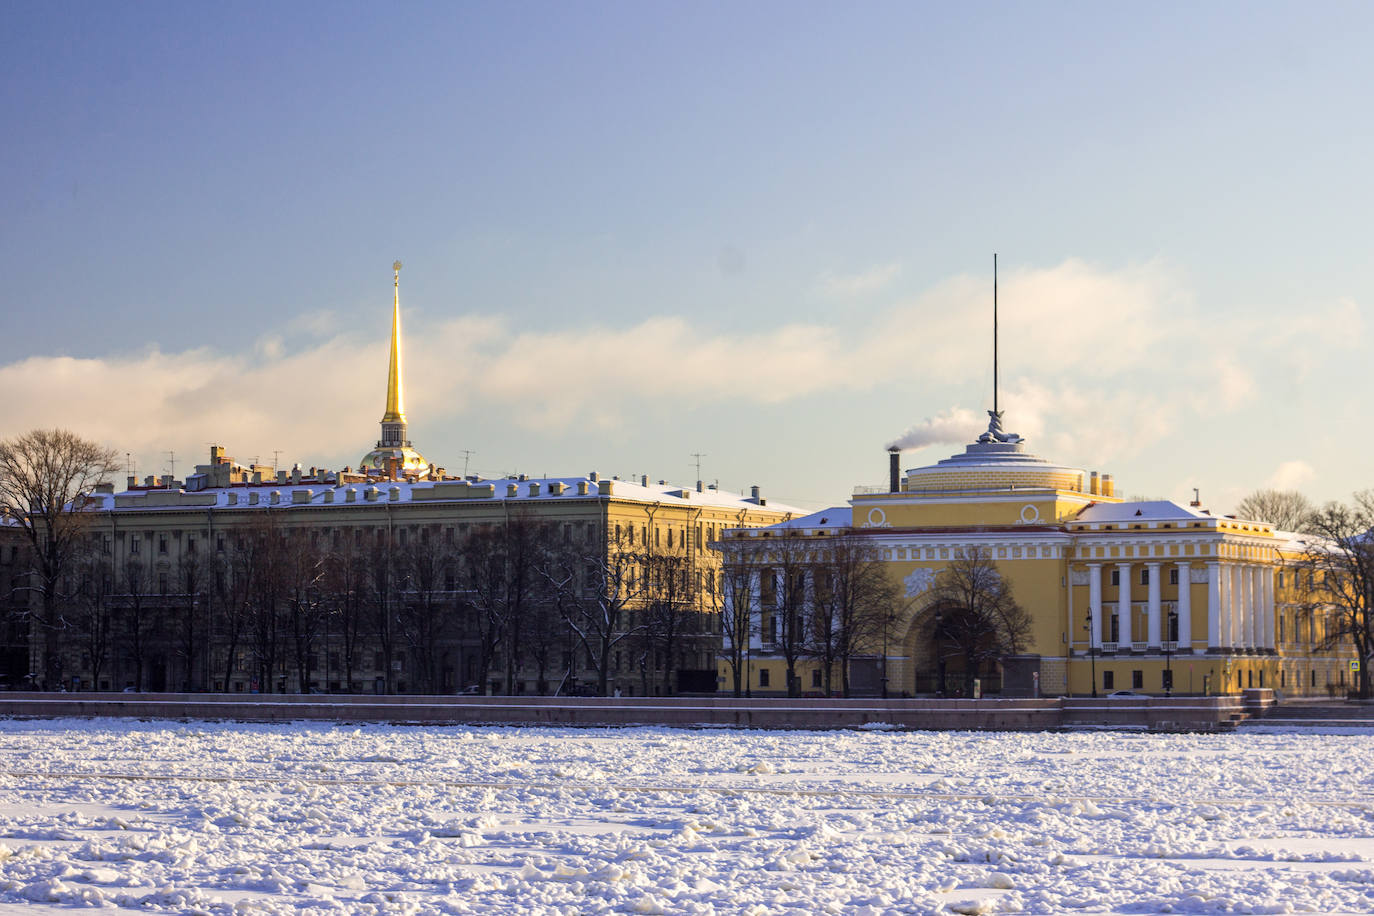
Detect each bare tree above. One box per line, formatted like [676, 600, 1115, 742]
[322, 535, 369, 692]
[1236, 489, 1315, 533]
[762, 531, 812, 697]
[283, 530, 328, 693]
[394, 528, 454, 694]
[174, 548, 207, 691]
[460, 515, 552, 695]
[810, 532, 896, 696]
[117, 557, 155, 691]
[642, 549, 692, 695]
[922, 547, 1032, 697]
[1298, 492, 1374, 699]
[543, 527, 649, 696]
[718, 540, 759, 697]
[0, 429, 120, 686]
[71, 543, 115, 690]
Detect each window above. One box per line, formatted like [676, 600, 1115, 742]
[1111, 569, 1120, 586]
[1103, 670, 1115, 690]
[159, 535, 168, 555]
[131, 536, 140, 555]
[217, 534, 225, 552]
[811, 670, 822, 688]
[1140, 569, 1149, 586]
[187, 537, 197, 555]
[667, 528, 674, 548]
[1131, 670, 1143, 689]
[759, 668, 770, 688]
[1169, 568, 1179, 586]
[1277, 572, 1285, 587]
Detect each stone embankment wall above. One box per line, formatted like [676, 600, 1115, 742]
[0, 690, 1273, 731]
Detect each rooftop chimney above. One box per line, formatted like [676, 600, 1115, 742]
[888, 448, 901, 494]
[750, 485, 761, 502]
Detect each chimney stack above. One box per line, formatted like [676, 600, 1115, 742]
[888, 448, 901, 494]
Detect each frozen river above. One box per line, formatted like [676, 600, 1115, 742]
[0, 718, 1372, 914]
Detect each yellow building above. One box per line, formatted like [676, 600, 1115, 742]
[721, 411, 1355, 698]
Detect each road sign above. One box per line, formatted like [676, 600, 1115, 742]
[1351, 659, 1361, 672]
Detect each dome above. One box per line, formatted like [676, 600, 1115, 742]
[358, 445, 429, 473]
[904, 439, 1090, 495]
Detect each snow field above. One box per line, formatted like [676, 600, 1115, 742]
[0, 720, 1371, 914]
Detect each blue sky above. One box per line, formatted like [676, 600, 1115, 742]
[2, 2, 1370, 512]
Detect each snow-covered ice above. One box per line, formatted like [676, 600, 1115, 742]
[0, 719, 1372, 914]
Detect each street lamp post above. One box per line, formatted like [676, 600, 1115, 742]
[1084, 612, 1098, 698]
[1163, 609, 1177, 697]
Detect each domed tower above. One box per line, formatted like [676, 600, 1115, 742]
[359, 261, 428, 474]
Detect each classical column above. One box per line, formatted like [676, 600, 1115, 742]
[1146, 562, 1162, 649]
[1214, 560, 1225, 650]
[1176, 562, 1192, 650]
[1236, 563, 1247, 648]
[1087, 564, 1102, 650]
[1262, 566, 1276, 651]
[1244, 565, 1258, 651]
[1117, 562, 1133, 650]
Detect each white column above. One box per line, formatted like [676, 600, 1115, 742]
[1087, 564, 1102, 650]
[1176, 562, 1192, 650]
[1245, 565, 1259, 651]
[1236, 563, 1247, 648]
[749, 569, 764, 649]
[1117, 562, 1132, 649]
[1245, 565, 1258, 651]
[1146, 562, 1162, 648]
[1262, 566, 1275, 651]
[1208, 562, 1222, 649]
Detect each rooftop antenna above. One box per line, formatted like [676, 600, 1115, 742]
[459, 449, 474, 477]
[165, 450, 175, 487]
[272, 450, 282, 472]
[691, 452, 706, 480]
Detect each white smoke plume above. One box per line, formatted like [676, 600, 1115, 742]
[887, 408, 984, 451]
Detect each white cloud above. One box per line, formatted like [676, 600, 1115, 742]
[1266, 459, 1316, 490]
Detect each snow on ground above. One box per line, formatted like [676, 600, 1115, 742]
[0, 720, 1372, 914]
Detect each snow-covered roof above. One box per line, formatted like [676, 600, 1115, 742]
[1073, 500, 1214, 523]
[772, 507, 852, 531]
[95, 476, 802, 516]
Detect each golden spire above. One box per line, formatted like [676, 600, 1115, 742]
[382, 260, 405, 423]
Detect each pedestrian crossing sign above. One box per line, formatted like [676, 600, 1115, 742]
[1352, 659, 1361, 672]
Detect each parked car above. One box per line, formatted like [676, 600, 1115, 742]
[1107, 690, 1143, 698]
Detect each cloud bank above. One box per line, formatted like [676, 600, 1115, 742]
[0, 258, 1360, 490]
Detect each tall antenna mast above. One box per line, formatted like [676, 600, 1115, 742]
[691, 452, 706, 481]
[993, 252, 998, 418]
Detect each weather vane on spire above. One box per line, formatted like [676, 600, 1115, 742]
[977, 253, 1023, 445]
